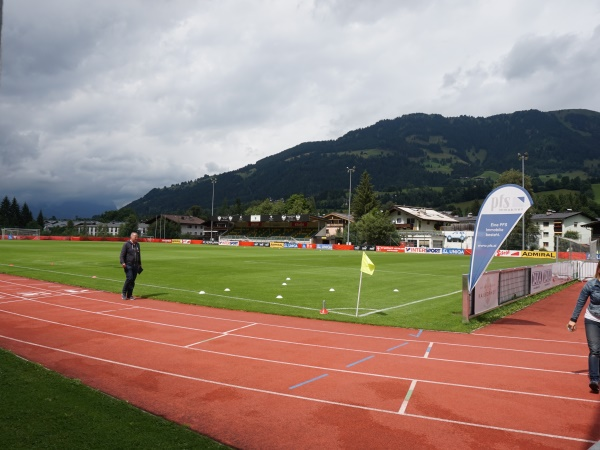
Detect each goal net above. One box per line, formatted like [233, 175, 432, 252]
[556, 236, 592, 261]
[1, 228, 41, 240]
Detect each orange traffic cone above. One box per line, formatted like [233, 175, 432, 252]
[320, 300, 328, 315]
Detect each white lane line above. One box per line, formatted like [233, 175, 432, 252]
[0, 278, 587, 356]
[399, 380, 417, 414]
[423, 342, 434, 358]
[0, 301, 589, 378]
[0, 334, 594, 446]
[0, 309, 596, 405]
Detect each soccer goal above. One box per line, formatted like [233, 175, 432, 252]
[556, 236, 592, 261]
[1, 228, 41, 240]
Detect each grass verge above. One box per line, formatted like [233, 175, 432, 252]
[0, 348, 229, 449]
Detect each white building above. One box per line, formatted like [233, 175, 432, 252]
[321, 212, 352, 243]
[389, 206, 459, 248]
[146, 215, 206, 238]
[530, 210, 594, 251]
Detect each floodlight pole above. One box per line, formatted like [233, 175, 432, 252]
[518, 152, 528, 251]
[346, 166, 355, 244]
[210, 177, 217, 243]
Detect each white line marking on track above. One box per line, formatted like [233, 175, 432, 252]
[186, 334, 228, 347]
[227, 323, 258, 333]
[474, 331, 587, 346]
[0, 334, 594, 445]
[423, 342, 433, 358]
[0, 294, 590, 377]
[0, 308, 596, 405]
[399, 380, 417, 414]
[186, 323, 259, 347]
[1, 277, 586, 356]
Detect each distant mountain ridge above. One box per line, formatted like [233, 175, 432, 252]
[125, 109, 600, 217]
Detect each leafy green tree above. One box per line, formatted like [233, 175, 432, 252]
[36, 211, 44, 228]
[186, 205, 205, 218]
[119, 214, 139, 237]
[352, 171, 379, 220]
[285, 194, 313, 214]
[97, 223, 110, 237]
[163, 220, 181, 239]
[563, 230, 581, 240]
[233, 198, 244, 215]
[78, 220, 89, 236]
[98, 208, 137, 223]
[0, 196, 10, 227]
[8, 198, 20, 227]
[218, 198, 230, 216]
[20, 203, 34, 228]
[245, 198, 285, 215]
[355, 209, 396, 245]
[64, 220, 76, 236]
[493, 169, 533, 195]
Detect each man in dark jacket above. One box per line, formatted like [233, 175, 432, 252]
[120, 232, 142, 300]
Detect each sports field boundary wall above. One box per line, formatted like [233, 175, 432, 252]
[460, 260, 597, 322]
[10, 236, 593, 261]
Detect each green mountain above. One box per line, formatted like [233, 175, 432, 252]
[125, 109, 600, 217]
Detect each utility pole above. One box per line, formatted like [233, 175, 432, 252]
[210, 177, 217, 243]
[346, 166, 355, 244]
[517, 152, 528, 250]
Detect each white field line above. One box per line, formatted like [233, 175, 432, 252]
[0, 264, 460, 317]
[359, 290, 462, 317]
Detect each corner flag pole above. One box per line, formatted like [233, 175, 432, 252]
[356, 252, 375, 317]
[355, 270, 363, 317]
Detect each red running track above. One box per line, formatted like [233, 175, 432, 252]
[0, 273, 598, 449]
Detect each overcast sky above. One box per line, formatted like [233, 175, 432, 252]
[1, 0, 599, 217]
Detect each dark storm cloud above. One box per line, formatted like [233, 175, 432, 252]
[0, 0, 598, 217]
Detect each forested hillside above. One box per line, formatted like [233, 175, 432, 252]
[124, 109, 600, 218]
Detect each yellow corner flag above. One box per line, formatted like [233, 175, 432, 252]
[360, 252, 375, 275]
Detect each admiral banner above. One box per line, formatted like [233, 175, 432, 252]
[468, 184, 533, 293]
[522, 250, 556, 259]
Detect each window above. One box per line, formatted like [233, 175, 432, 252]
[543, 222, 549, 227]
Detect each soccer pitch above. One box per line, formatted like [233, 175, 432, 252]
[0, 240, 555, 332]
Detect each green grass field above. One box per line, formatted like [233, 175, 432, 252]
[0, 240, 572, 448]
[0, 240, 559, 332]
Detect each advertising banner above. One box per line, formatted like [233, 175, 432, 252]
[405, 247, 427, 253]
[468, 184, 533, 292]
[530, 264, 554, 294]
[473, 271, 500, 314]
[522, 251, 556, 259]
[443, 249, 465, 255]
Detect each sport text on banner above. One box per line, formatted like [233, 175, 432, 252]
[467, 184, 533, 293]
